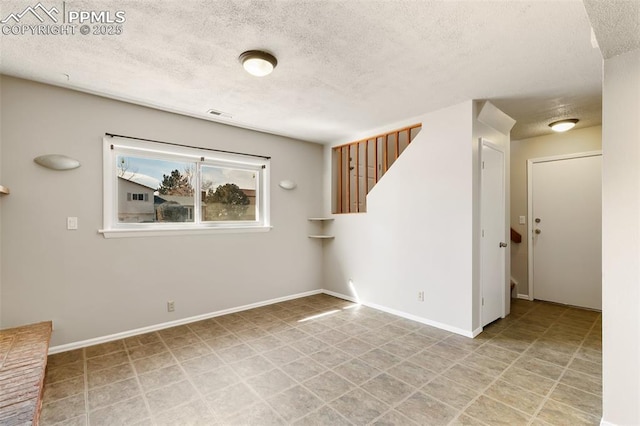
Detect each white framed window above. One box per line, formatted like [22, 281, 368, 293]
[128, 193, 149, 202]
[100, 135, 271, 238]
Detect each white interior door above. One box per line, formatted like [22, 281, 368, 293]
[481, 141, 506, 326]
[529, 153, 602, 310]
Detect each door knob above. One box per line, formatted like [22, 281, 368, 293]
[499, 242, 508, 248]
[535, 229, 541, 234]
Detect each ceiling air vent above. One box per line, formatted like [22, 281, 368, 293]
[207, 109, 232, 119]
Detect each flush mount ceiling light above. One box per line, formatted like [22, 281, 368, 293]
[549, 119, 579, 132]
[239, 50, 277, 77]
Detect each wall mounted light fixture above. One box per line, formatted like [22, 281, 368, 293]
[278, 180, 297, 190]
[239, 50, 278, 77]
[549, 119, 579, 132]
[34, 154, 81, 171]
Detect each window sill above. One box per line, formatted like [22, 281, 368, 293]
[98, 226, 272, 239]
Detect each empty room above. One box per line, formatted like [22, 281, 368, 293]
[0, 1, 638, 425]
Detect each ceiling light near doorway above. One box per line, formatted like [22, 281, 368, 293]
[239, 50, 277, 77]
[549, 119, 579, 132]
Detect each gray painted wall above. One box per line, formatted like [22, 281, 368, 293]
[0, 76, 324, 346]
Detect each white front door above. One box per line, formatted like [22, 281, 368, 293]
[481, 141, 506, 326]
[529, 153, 602, 310]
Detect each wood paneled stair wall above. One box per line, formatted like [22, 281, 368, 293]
[333, 124, 422, 214]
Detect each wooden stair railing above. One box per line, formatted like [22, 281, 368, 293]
[511, 227, 522, 244]
[333, 124, 422, 214]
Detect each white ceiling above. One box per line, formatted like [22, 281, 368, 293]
[584, 0, 640, 59]
[0, 0, 611, 144]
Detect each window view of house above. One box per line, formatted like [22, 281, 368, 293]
[111, 146, 267, 231]
[117, 156, 196, 223]
[118, 178, 156, 223]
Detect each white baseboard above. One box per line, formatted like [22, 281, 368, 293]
[517, 294, 532, 300]
[50, 287, 486, 354]
[470, 327, 483, 338]
[322, 289, 358, 303]
[49, 289, 322, 354]
[600, 419, 617, 426]
[322, 289, 477, 338]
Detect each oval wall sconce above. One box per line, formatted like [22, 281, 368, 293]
[34, 154, 81, 171]
[278, 180, 297, 190]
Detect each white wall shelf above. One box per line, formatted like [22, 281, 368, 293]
[0, 185, 10, 195]
[307, 217, 334, 239]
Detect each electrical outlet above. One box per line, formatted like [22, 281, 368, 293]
[167, 301, 175, 312]
[418, 291, 425, 302]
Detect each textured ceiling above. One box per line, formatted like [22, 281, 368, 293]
[584, 0, 640, 59]
[0, 0, 608, 143]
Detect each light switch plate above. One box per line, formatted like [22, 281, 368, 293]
[519, 216, 526, 225]
[67, 217, 78, 230]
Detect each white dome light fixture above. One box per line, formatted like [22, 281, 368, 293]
[239, 50, 277, 77]
[549, 118, 579, 132]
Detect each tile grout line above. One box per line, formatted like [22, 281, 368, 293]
[80, 343, 160, 424]
[123, 338, 161, 426]
[155, 328, 225, 423]
[269, 303, 435, 424]
[509, 303, 579, 426]
[527, 310, 602, 423]
[310, 322, 458, 424]
[82, 348, 89, 426]
[327, 314, 447, 424]
[321, 313, 439, 424]
[203, 306, 301, 422]
[188, 313, 290, 424]
[201, 302, 344, 422]
[233, 311, 317, 424]
[448, 301, 567, 425]
[280, 307, 400, 424]
[311, 307, 513, 424]
[263, 299, 373, 423]
[362, 337, 459, 424]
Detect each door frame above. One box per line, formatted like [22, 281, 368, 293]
[526, 150, 602, 300]
[479, 138, 507, 326]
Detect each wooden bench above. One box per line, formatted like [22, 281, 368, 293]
[0, 322, 52, 426]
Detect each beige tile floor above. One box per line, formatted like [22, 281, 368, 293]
[40, 294, 602, 425]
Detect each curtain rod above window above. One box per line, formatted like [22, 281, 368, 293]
[105, 133, 271, 160]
